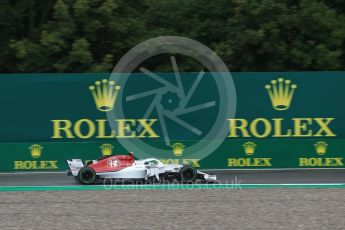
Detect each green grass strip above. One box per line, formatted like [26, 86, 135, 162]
[0, 183, 345, 191]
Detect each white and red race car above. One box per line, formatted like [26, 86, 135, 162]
[67, 153, 216, 185]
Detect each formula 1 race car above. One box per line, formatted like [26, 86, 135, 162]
[66, 153, 216, 185]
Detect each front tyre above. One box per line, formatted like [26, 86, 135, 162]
[178, 165, 197, 183]
[78, 167, 96, 185]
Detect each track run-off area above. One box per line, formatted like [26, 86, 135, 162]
[1, 169, 345, 229]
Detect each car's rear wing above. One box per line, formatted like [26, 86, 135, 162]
[66, 159, 84, 176]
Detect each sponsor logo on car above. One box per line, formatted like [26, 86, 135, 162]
[107, 158, 119, 168]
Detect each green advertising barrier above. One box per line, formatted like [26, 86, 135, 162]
[0, 139, 344, 171]
[0, 72, 344, 171]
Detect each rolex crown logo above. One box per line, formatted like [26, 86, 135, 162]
[243, 142, 256, 155]
[100, 143, 114, 156]
[29, 144, 43, 158]
[171, 143, 185, 157]
[314, 141, 328, 155]
[265, 77, 297, 111]
[89, 79, 121, 112]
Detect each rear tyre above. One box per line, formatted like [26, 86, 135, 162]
[178, 165, 197, 183]
[78, 167, 96, 185]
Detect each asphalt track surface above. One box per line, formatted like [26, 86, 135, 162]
[1, 170, 345, 230]
[0, 169, 344, 186]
